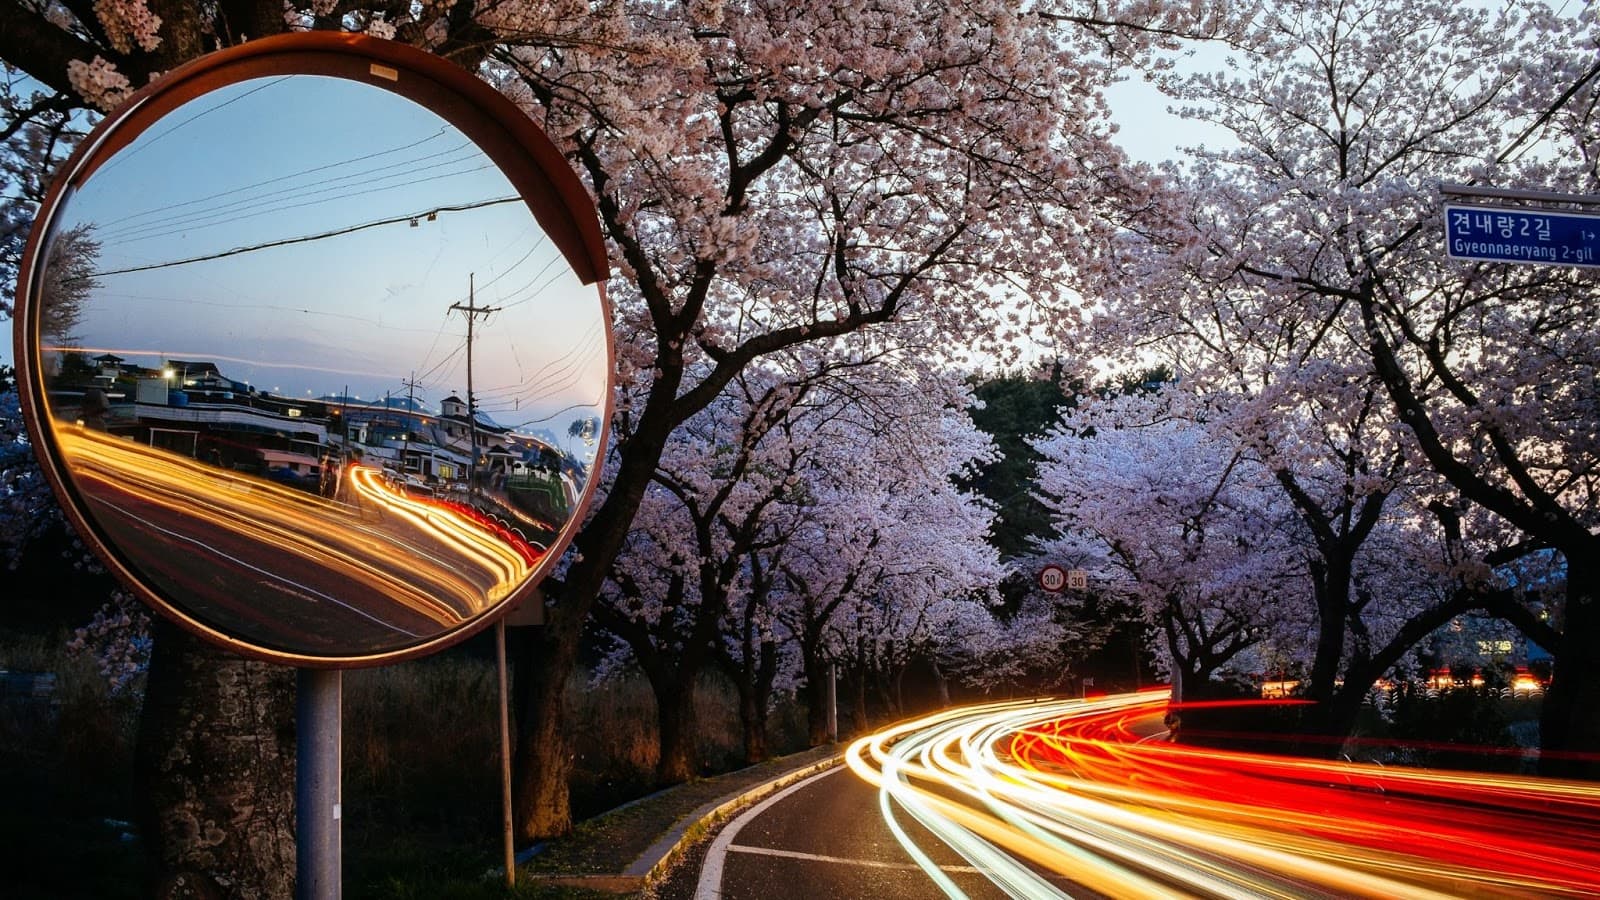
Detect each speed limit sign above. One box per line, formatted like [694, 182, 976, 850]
[1039, 565, 1067, 592]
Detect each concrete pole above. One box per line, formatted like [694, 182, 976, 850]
[296, 668, 342, 900]
[825, 661, 838, 743]
[497, 619, 516, 887]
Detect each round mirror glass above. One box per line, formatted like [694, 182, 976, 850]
[18, 39, 610, 665]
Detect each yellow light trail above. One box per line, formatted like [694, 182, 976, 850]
[846, 691, 1600, 898]
[54, 426, 539, 640]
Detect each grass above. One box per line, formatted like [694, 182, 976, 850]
[0, 628, 151, 899]
[341, 650, 820, 897]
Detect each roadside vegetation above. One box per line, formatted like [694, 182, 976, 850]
[0, 614, 1548, 898]
[0, 627, 812, 899]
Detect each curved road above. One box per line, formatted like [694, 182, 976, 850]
[694, 691, 1600, 899]
[694, 766, 1082, 900]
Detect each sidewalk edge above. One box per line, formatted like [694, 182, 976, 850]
[628, 753, 845, 887]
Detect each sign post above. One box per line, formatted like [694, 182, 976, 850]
[1040, 565, 1089, 593]
[1441, 184, 1600, 268]
[297, 670, 342, 900]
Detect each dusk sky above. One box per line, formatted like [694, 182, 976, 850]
[4, 65, 1214, 397]
[21, 73, 609, 437]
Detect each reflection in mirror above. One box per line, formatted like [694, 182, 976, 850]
[34, 74, 608, 659]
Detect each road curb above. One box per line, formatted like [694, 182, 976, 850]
[632, 752, 845, 890]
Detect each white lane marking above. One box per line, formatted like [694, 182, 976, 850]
[728, 844, 984, 874]
[694, 766, 844, 900]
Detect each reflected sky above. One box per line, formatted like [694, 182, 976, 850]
[47, 74, 607, 435]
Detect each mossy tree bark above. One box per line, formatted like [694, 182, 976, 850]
[134, 622, 296, 899]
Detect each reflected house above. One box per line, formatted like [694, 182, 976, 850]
[90, 353, 126, 388]
[47, 356, 330, 488]
[338, 394, 575, 486]
[416, 393, 491, 483]
[324, 393, 472, 485]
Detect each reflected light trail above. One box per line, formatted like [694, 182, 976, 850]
[846, 691, 1600, 898]
[55, 427, 541, 642]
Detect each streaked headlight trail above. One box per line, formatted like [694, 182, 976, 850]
[846, 691, 1600, 898]
[53, 426, 542, 649]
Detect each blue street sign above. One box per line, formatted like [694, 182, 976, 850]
[1444, 203, 1600, 268]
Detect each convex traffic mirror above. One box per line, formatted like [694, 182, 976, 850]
[14, 33, 611, 666]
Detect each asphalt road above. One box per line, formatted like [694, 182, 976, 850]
[688, 766, 1092, 900]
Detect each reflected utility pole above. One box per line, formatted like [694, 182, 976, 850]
[450, 274, 499, 494]
[400, 373, 421, 477]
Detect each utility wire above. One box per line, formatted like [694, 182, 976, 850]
[93, 125, 458, 231]
[98, 154, 494, 246]
[79, 196, 520, 279]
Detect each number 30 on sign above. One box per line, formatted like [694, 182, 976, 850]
[1039, 565, 1067, 592]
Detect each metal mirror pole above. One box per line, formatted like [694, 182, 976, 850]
[297, 668, 343, 900]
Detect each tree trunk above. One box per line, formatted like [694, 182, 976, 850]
[652, 672, 699, 786]
[1304, 559, 1348, 709]
[134, 622, 296, 899]
[850, 671, 869, 735]
[735, 640, 777, 765]
[722, 635, 773, 765]
[930, 659, 951, 707]
[1541, 554, 1600, 779]
[510, 624, 574, 843]
[750, 637, 776, 763]
[738, 682, 768, 764]
[1313, 686, 1368, 758]
[803, 655, 830, 747]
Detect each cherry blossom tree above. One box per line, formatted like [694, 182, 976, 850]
[0, 374, 56, 566]
[594, 360, 829, 784]
[495, 0, 1243, 838]
[0, 76, 87, 320]
[1035, 372, 1519, 752]
[596, 354, 1009, 761]
[938, 593, 1070, 696]
[2, 0, 1253, 851]
[1097, 0, 1599, 772]
[1035, 388, 1305, 700]
[825, 506, 1010, 728]
[752, 366, 1004, 740]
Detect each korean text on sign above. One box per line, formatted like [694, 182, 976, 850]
[1444, 202, 1599, 267]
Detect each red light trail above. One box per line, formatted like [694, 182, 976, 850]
[847, 691, 1600, 898]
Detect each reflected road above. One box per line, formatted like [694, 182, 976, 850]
[56, 426, 541, 653]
